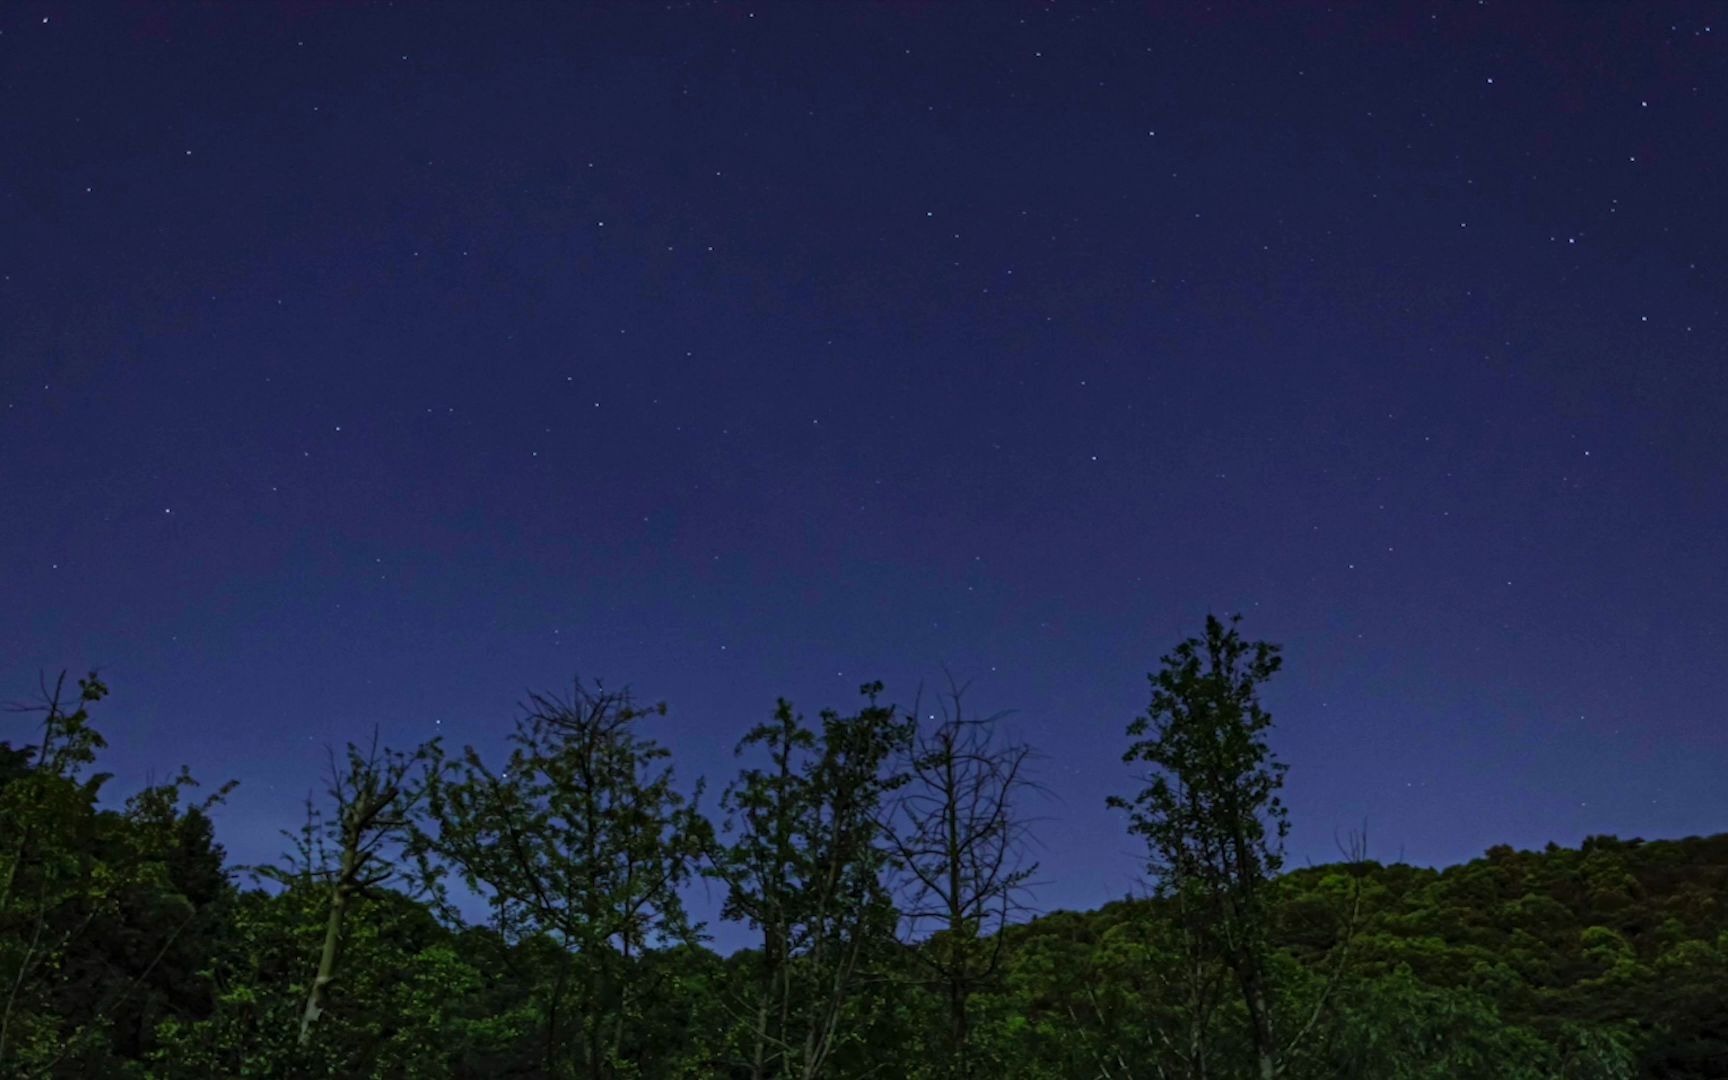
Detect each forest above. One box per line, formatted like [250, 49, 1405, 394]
[2, 616, 1723, 1078]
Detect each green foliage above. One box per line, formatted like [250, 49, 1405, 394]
[269, 734, 439, 1051]
[1313, 965, 1632, 1079]
[1107, 614, 1292, 1078]
[706, 685, 912, 1079]
[416, 680, 711, 1078]
[1, 673, 236, 1075]
[6, 667, 1724, 1079]
[147, 886, 533, 1078]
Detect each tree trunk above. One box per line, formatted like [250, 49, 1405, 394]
[750, 985, 771, 1080]
[297, 844, 355, 1047]
[545, 949, 572, 1074]
[585, 962, 607, 1080]
[1242, 972, 1276, 1080]
[949, 978, 968, 1076]
[751, 931, 781, 1080]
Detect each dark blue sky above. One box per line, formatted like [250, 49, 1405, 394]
[3, 2, 1724, 928]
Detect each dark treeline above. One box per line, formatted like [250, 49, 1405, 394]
[2, 617, 1723, 1078]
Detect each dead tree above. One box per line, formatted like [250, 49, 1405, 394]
[883, 677, 1040, 1076]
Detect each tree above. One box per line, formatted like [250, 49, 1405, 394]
[708, 684, 912, 1080]
[49, 781, 235, 1070]
[416, 680, 710, 1079]
[258, 732, 436, 1049]
[149, 879, 531, 1078]
[882, 678, 1039, 1077]
[1, 659, 1713, 1078]
[1108, 614, 1288, 1080]
[1, 673, 235, 1073]
[1317, 966, 1635, 1079]
[1, 672, 113, 1069]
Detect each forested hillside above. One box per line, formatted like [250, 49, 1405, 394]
[3, 625, 1723, 1078]
[991, 835, 1728, 1079]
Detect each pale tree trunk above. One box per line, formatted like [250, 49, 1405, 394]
[750, 982, 772, 1080]
[297, 842, 356, 1046]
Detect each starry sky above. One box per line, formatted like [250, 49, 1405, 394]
[3, 2, 1725, 930]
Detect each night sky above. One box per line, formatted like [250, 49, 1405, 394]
[3, 3, 1725, 934]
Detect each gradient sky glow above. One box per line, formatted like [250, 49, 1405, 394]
[3, 3, 1725, 933]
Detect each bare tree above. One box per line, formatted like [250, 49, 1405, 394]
[882, 676, 1040, 1077]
